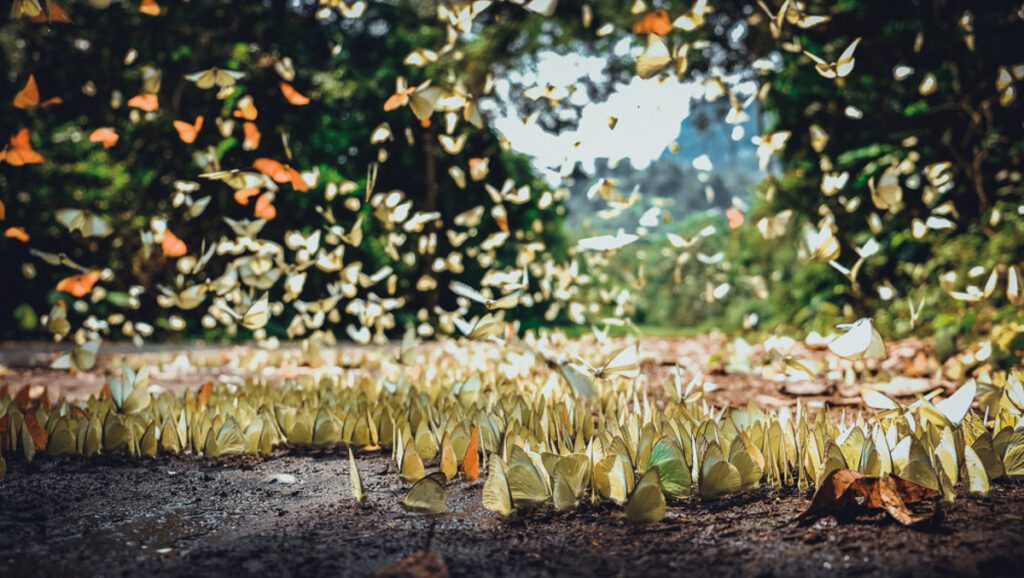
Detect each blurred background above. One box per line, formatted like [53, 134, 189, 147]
[1, 0, 1023, 367]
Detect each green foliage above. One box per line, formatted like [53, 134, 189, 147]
[0, 0, 566, 339]
[753, 0, 1024, 358]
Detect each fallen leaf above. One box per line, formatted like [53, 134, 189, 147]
[374, 551, 448, 578]
[798, 469, 939, 526]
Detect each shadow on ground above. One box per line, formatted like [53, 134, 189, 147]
[1, 450, 1022, 578]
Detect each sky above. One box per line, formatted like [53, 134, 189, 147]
[489, 45, 704, 180]
[488, 44, 761, 184]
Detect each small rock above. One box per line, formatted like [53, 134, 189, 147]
[783, 382, 829, 396]
[263, 473, 297, 484]
[869, 377, 933, 397]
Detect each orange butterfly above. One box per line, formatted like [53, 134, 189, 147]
[253, 158, 308, 192]
[139, 0, 161, 16]
[233, 187, 261, 205]
[254, 193, 277, 220]
[726, 207, 745, 230]
[0, 199, 5, 221]
[383, 86, 416, 112]
[162, 229, 187, 257]
[56, 270, 101, 298]
[197, 381, 214, 407]
[461, 425, 480, 482]
[280, 82, 310, 106]
[233, 96, 258, 120]
[173, 115, 204, 144]
[89, 127, 119, 149]
[24, 0, 72, 23]
[5, 227, 30, 242]
[13, 75, 63, 109]
[243, 122, 261, 151]
[127, 93, 159, 112]
[632, 9, 673, 35]
[13, 383, 47, 412]
[0, 129, 45, 166]
[23, 411, 48, 451]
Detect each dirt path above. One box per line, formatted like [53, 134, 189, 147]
[0, 335, 949, 409]
[2, 338, 1015, 577]
[2, 451, 1022, 578]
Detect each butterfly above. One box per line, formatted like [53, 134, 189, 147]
[13, 75, 62, 109]
[161, 229, 187, 257]
[127, 93, 159, 111]
[804, 38, 861, 79]
[698, 444, 742, 499]
[585, 344, 641, 381]
[228, 293, 271, 331]
[11, 0, 71, 22]
[624, 468, 666, 524]
[106, 365, 152, 414]
[482, 454, 514, 516]
[636, 34, 688, 80]
[400, 472, 447, 514]
[253, 158, 308, 192]
[452, 313, 505, 341]
[632, 9, 672, 35]
[576, 230, 639, 252]
[55, 270, 101, 297]
[0, 129, 44, 166]
[56, 208, 112, 238]
[828, 318, 886, 361]
[551, 454, 591, 510]
[139, 0, 161, 16]
[51, 338, 101, 372]
[185, 68, 244, 90]
[173, 116, 204, 144]
[89, 127, 119, 149]
[243, 122, 261, 150]
[348, 447, 366, 502]
[280, 82, 310, 105]
[450, 281, 521, 311]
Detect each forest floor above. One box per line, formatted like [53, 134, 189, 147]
[1, 336, 1023, 578]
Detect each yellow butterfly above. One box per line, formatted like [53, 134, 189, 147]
[55, 208, 111, 238]
[185, 68, 245, 90]
[624, 468, 666, 524]
[349, 447, 366, 503]
[483, 454, 514, 517]
[51, 338, 101, 372]
[400, 472, 447, 514]
[804, 38, 861, 79]
[635, 34, 688, 80]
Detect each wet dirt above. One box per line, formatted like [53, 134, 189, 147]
[2, 451, 1023, 578]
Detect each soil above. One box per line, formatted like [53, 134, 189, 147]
[1, 338, 1022, 578]
[2, 452, 1023, 578]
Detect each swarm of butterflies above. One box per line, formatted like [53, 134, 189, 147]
[4, 0, 1021, 360]
[2, 334, 1024, 525]
[3, 0, 1024, 526]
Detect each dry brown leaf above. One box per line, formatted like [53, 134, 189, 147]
[797, 468, 869, 520]
[798, 469, 939, 526]
[374, 550, 448, 578]
[878, 475, 934, 526]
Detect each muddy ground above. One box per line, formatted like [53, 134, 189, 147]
[2, 451, 1023, 578]
[2, 339, 1023, 577]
